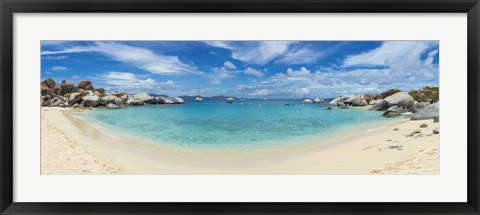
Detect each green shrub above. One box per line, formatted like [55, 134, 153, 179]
[409, 92, 418, 101]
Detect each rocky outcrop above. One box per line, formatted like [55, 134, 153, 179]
[172, 97, 185, 104]
[95, 88, 105, 94]
[411, 102, 439, 120]
[40, 78, 58, 96]
[82, 92, 101, 107]
[77, 80, 95, 91]
[369, 92, 414, 111]
[369, 100, 389, 111]
[60, 81, 77, 95]
[41, 78, 186, 109]
[409, 86, 439, 103]
[101, 94, 123, 105]
[133, 92, 157, 104]
[384, 92, 414, 108]
[383, 111, 401, 117]
[368, 99, 382, 105]
[351, 97, 368, 106]
[105, 103, 120, 109]
[42, 78, 57, 89]
[380, 89, 401, 99]
[126, 98, 144, 106]
[328, 86, 439, 119]
[41, 84, 52, 96]
[67, 92, 83, 105]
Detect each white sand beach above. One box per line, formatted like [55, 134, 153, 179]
[41, 107, 439, 174]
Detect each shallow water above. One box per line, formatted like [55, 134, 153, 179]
[82, 98, 400, 150]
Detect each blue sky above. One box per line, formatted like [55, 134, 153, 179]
[41, 41, 439, 98]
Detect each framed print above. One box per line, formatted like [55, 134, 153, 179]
[1, 0, 479, 214]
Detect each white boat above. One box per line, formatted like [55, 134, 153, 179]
[195, 86, 203, 102]
[227, 97, 234, 103]
[314, 98, 322, 103]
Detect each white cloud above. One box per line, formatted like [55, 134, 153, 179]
[205, 41, 295, 65]
[286, 67, 310, 78]
[42, 55, 68, 60]
[423, 49, 439, 66]
[96, 72, 171, 93]
[212, 67, 230, 79]
[343, 41, 436, 69]
[210, 79, 222, 85]
[243, 67, 264, 77]
[276, 48, 323, 64]
[42, 42, 198, 75]
[51, 66, 67, 71]
[223, 61, 237, 70]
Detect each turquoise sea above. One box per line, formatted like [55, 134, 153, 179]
[81, 98, 401, 151]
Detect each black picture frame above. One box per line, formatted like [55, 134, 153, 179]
[1, 0, 479, 214]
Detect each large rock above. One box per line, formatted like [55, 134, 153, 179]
[387, 105, 400, 112]
[52, 85, 61, 95]
[328, 101, 338, 106]
[41, 95, 51, 106]
[351, 97, 368, 106]
[60, 81, 77, 95]
[369, 99, 382, 105]
[370, 92, 414, 111]
[126, 98, 144, 106]
[82, 92, 101, 107]
[384, 92, 414, 108]
[101, 94, 123, 105]
[363, 94, 381, 103]
[41, 83, 52, 96]
[411, 102, 439, 120]
[50, 96, 63, 107]
[380, 89, 401, 99]
[409, 101, 431, 113]
[77, 80, 94, 90]
[95, 88, 105, 94]
[67, 92, 83, 105]
[383, 111, 401, 117]
[340, 95, 357, 104]
[172, 97, 184, 104]
[133, 92, 157, 104]
[41, 78, 57, 89]
[157, 96, 174, 104]
[111, 92, 129, 104]
[369, 100, 389, 111]
[105, 103, 120, 109]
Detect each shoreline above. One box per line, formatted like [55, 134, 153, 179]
[73, 106, 406, 156]
[41, 107, 439, 174]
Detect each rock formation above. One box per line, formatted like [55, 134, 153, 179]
[40, 78, 185, 109]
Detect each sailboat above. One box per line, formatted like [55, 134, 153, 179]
[227, 97, 234, 103]
[195, 86, 203, 102]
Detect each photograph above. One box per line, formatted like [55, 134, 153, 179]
[40, 40, 440, 175]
